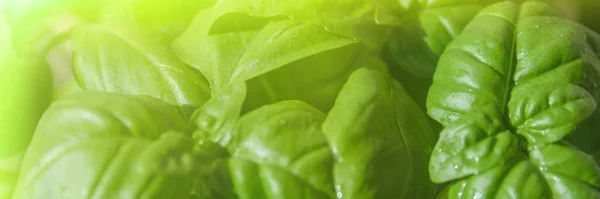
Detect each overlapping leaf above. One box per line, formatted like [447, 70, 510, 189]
[203, 67, 438, 199]
[323, 67, 437, 198]
[427, 1, 600, 198]
[71, 23, 211, 115]
[173, 4, 389, 112]
[13, 92, 204, 198]
[227, 100, 335, 199]
[381, 0, 503, 78]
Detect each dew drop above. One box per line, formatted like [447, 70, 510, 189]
[474, 191, 483, 199]
[335, 185, 343, 199]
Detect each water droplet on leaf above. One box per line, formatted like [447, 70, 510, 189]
[335, 185, 343, 199]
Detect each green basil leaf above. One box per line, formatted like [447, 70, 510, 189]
[446, 143, 600, 198]
[384, 0, 503, 79]
[429, 108, 519, 183]
[427, 1, 600, 198]
[173, 16, 355, 93]
[323, 67, 437, 198]
[174, 12, 384, 112]
[203, 0, 389, 47]
[427, 1, 518, 127]
[509, 83, 596, 146]
[445, 157, 545, 199]
[13, 92, 201, 198]
[228, 100, 334, 199]
[242, 49, 386, 112]
[529, 143, 600, 191]
[72, 24, 211, 113]
[384, 0, 578, 79]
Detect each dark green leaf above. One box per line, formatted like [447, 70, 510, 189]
[427, 1, 600, 198]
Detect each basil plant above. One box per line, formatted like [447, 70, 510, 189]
[1, 0, 599, 199]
